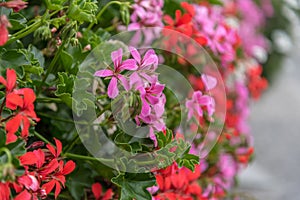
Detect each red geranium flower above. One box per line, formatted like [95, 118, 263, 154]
[18, 138, 76, 199]
[5, 88, 40, 144]
[92, 183, 114, 200]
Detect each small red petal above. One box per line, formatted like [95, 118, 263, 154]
[42, 180, 56, 194]
[39, 159, 59, 175]
[102, 188, 114, 200]
[6, 68, 17, 92]
[15, 190, 32, 200]
[54, 181, 61, 199]
[6, 92, 23, 110]
[92, 183, 102, 199]
[54, 138, 62, 157]
[62, 160, 76, 175]
[19, 152, 37, 166]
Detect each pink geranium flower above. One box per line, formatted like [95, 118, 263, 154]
[138, 79, 165, 116]
[129, 47, 158, 87]
[94, 48, 137, 98]
[186, 91, 215, 120]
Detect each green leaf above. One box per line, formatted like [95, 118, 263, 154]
[68, 1, 97, 24]
[9, 13, 27, 31]
[66, 164, 94, 200]
[155, 129, 173, 148]
[60, 50, 73, 69]
[0, 50, 28, 76]
[55, 72, 75, 108]
[0, 129, 6, 148]
[176, 153, 199, 172]
[44, 0, 66, 10]
[111, 173, 156, 200]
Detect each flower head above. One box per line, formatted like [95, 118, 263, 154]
[94, 48, 137, 98]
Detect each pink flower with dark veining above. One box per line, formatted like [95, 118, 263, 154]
[94, 48, 137, 98]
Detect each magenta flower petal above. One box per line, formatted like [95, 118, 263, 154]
[94, 69, 113, 77]
[111, 48, 123, 69]
[146, 95, 159, 105]
[201, 74, 217, 91]
[197, 95, 212, 105]
[141, 97, 151, 116]
[119, 59, 137, 71]
[129, 46, 141, 64]
[107, 77, 119, 98]
[129, 72, 143, 89]
[151, 83, 165, 94]
[142, 49, 158, 68]
[117, 74, 130, 91]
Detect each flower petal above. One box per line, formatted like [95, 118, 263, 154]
[14, 190, 32, 200]
[6, 68, 17, 92]
[62, 160, 76, 175]
[107, 77, 119, 98]
[119, 59, 137, 71]
[129, 46, 141, 64]
[54, 138, 62, 157]
[201, 74, 217, 91]
[92, 183, 102, 199]
[117, 74, 129, 91]
[111, 48, 123, 68]
[6, 92, 23, 110]
[94, 69, 113, 77]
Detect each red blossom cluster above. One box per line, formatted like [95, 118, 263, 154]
[247, 65, 268, 99]
[0, 69, 76, 199]
[0, 139, 76, 200]
[152, 163, 203, 200]
[163, 2, 207, 47]
[0, 69, 40, 144]
[16, 138, 76, 199]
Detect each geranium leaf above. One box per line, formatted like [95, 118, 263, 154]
[111, 173, 156, 200]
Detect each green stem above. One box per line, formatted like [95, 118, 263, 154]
[0, 147, 12, 163]
[87, 1, 127, 30]
[97, 103, 111, 117]
[33, 131, 53, 145]
[36, 97, 63, 103]
[37, 112, 75, 124]
[63, 135, 80, 153]
[6, 20, 43, 46]
[64, 153, 115, 165]
[38, 39, 68, 95]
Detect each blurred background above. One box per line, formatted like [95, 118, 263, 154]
[238, 1, 300, 198]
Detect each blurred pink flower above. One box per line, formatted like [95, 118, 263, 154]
[186, 91, 215, 120]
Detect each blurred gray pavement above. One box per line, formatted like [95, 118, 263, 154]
[238, 23, 300, 199]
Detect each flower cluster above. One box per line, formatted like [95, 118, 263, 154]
[122, 1, 269, 199]
[0, 69, 76, 199]
[95, 47, 166, 142]
[0, 69, 40, 144]
[151, 163, 203, 200]
[127, 0, 164, 44]
[16, 138, 75, 199]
